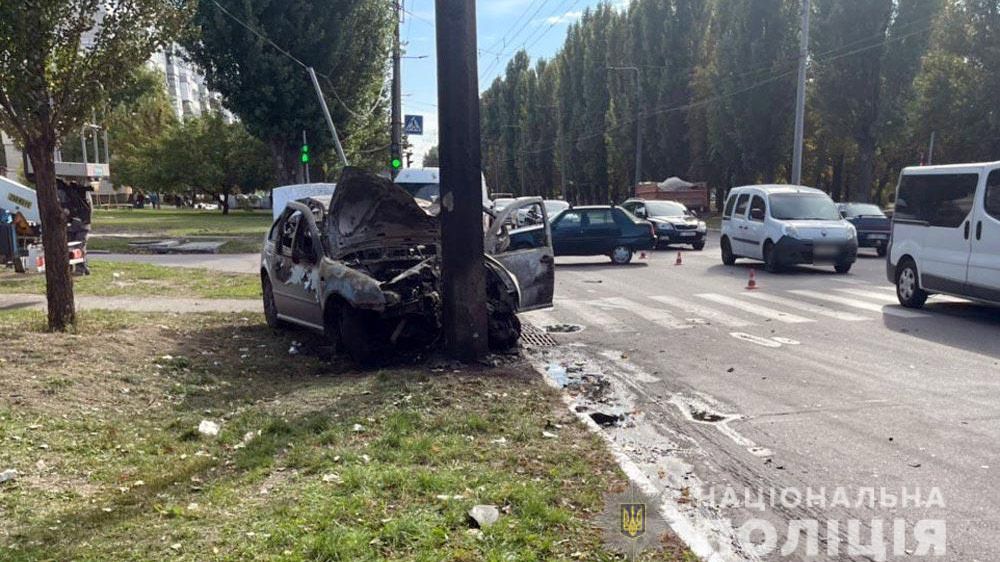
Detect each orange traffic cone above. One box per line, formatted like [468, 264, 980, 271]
[675, 252, 683, 266]
[746, 268, 758, 290]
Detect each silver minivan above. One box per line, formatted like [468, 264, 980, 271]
[888, 162, 1000, 308]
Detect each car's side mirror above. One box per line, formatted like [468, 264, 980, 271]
[750, 208, 765, 221]
[634, 208, 647, 218]
[690, 210, 699, 218]
[840, 211, 848, 218]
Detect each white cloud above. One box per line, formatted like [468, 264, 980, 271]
[543, 10, 583, 25]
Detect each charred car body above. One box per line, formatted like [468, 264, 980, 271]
[261, 169, 554, 363]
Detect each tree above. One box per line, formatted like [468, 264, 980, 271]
[0, 1, 186, 330]
[423, 145, 439, 167]
[106, 68, 179, 190]
[184, 0, 392, 185]
[143, 114, 274, 213]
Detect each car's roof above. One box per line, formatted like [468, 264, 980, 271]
[569, 205, 616, 210]
[394, 167, 439, 184]
[902, 161, 1000, 175]
[732, 184, 825, 195]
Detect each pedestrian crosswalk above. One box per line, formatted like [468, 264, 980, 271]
[524, 284, 943, 333]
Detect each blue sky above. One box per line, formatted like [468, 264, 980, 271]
[402, 0, 614, 165]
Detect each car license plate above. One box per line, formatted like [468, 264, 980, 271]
[869, 234, 888, 240]
[681, 232, 697, 237]
[814, 246, 838, 259]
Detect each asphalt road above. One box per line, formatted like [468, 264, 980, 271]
[523, 233, 1000, 561]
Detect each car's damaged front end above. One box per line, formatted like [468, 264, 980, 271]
[263, 169, 554, 364]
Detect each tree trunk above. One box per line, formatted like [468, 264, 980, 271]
[854, 135, 876, 203]
[27, 135, 76, 330]
[266, 137, 295, 186]
[221, 188, 230, 215]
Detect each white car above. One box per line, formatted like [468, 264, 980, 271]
[720, 185, 858, 273]
[888, 161, 1000, 308]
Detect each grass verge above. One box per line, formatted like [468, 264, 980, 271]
[0, 311, 691, 561]
[0, 260, 260, 299]
[89, 209, 271, 255]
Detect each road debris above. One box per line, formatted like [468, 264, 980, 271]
[198, 420, 220, 437]
[0, 469, 17, 484]
[468, 505, 500, 528]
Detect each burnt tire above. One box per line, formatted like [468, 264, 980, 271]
[262, 276, 283, 329]
[339, 307, 377, 366]
[488, 306, 522, 352]
[877, 245, 888, 258]
[721, 237, 736, 265]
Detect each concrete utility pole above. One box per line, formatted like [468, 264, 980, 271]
[307, 67, 348, 167]
[792, 0, 811, 186]
[302, 130, 310, 183]
[608, 66, 642, 193]
[435, 0, 489, 360]
[927, 131, 936, 166]
[391, 0, 403, 178]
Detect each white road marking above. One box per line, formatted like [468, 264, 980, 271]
[744, 291, 869, 321]
[729, 332, 783, 348]
[596, 297, 694, 330]
[696, 293, 814, 324]
[522, 310, 560, 329]
[789, 290, 929, 318]
[772, 337, 801, 345]
[835, 288, 901, 303]
[648, 295, 753, 328]
[554, 299, 630, 332]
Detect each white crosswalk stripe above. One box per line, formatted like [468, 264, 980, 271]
[554, 299, 630, 332]
[648, 295, 753, 327]
[696, 293, 815, 324]
[789, 290, 929, 318]
[743, 292, 870, 321]
[835, 288, 900, 303]
[595, 297, 693, 329]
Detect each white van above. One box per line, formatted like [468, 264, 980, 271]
[720, 185, 858, 273]
[887, 161, 1000, 308]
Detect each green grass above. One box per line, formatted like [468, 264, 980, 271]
[0, 260, 260, 299]
[0, 312, 690, 561]
[89, 208, 272, 255]
[92, 208, 273, 237]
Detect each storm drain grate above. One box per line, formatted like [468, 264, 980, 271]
[520, 324, 559, 347]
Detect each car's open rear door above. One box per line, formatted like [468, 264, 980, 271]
[485, 197, 555, 312]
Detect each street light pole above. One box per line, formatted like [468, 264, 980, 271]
[609, 66, 642, 194]
[391, 0, 403, 178]
[435, 0, 489, 360]
[792, 0, 811, 186]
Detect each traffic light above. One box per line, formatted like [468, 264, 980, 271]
[391, 157, 402, 170]
[301, 144, 310, 164]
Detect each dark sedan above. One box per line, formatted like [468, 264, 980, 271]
[838, 203, 891, 257]
[550, 206, 656, 264]
[621, 198, 708, 250]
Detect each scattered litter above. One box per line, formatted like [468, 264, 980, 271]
[322, 473, 342, 483]
[589, 412, 623, 427]
[490, 437, 507, 445]
[542, 431, 558, 439]
[546, 365, 568, 387]
[545, 323, 583, 334]
[198, 420, 220, 437]
[170, 543, 182, 551]
[0, 469, 17, 484]
[288, 341, 302, 356]
[468, 505, 500, 528]
[436, 494, 465, 501]
[352, 424, 366, 433]
[726, 367, 735, 373]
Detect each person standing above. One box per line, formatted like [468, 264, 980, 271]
[65, 181, 92, 275]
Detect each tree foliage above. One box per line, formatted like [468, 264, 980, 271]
[0, 0, 187, 330]
[183, 0, 393, 185]
[479, 0, 994, 207]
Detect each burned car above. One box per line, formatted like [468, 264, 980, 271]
[261, 169, 554, 363]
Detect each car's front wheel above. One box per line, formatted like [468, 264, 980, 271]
[763, 241, 781, 273]
[262, 275, 282, 329]
[834, 262, 853, 274]
[611, 245, 633, 265]
[896, 259, 928, 308]
[692, 240, 706, 251]
[721, 237, 736, 265]
[339, 307, 377, 366]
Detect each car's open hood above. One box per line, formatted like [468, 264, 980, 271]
[326, 169, 439, 257]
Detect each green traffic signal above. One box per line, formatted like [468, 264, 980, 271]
[391, 158, 402, 169]
[301, 144, 309, 164]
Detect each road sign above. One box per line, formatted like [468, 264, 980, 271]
[404, 115, 424, 135]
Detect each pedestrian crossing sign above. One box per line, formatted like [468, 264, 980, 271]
[404, 115, 424, 135]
